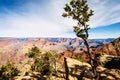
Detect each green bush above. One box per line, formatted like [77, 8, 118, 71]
[31, 58, 42, 72]
[41, 64, 54, 76]
[26, 46, 57, 77]
[31, 52, 54, 76]
[73, 55, 85, 62]
[0, 61, 20, 80]
[26, 46, 41, 59]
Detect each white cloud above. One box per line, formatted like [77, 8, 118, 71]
[0, 0, 76, 38]
[0, 0, 120, 38]
[0, 15, 68, 37]
[88, 0, 120, 27]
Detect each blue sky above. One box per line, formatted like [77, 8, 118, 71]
[0, 0, 120, 39]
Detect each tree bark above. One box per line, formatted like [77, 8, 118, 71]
[64, 57, 69, 80]
[83, 39, 96, 76]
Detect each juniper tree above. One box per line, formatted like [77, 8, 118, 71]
[26, 47, 56, 79]
[62, 0, 96, 78]
[26, 46, 41, 59]
[40, 51, 54, 76]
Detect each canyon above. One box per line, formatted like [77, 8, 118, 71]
[0, 37, 117, 65]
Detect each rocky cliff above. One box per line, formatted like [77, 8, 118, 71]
[0, 37, 115, 65]
[94, 37, 120, 56]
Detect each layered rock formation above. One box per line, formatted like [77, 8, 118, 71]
[0, 37, 115, 65]
[94, 37, 120, 56]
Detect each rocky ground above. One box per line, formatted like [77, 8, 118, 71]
[14, 54, 120, 80]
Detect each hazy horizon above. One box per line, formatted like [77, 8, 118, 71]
[0, 36, 116, 40]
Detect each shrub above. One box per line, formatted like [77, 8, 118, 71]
[0, 61, 20, 80]
[73, 55, 85, 62]
[26, 46, 41, 59]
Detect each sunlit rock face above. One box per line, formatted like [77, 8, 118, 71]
[94, 37, 120, 56]
[94, 53, 120, 69]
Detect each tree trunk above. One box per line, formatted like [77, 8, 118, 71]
[64, 57, 69, 80]
[83, 39, 96, 76]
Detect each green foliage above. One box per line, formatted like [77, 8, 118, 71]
[26, 46, 60, 77]
[0, 61, 20, 80]
[41, 51, 53, 63]
[31, 58, 42, 72]
[73, 55, 85, 62]
[40, 64, 54, 76]
[40, 51, 55, 76]
[26, 47, 55, 76]
[31, 58, 54, 76]
[26, 46, 41, 59]
[62, 0, 94, 39]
